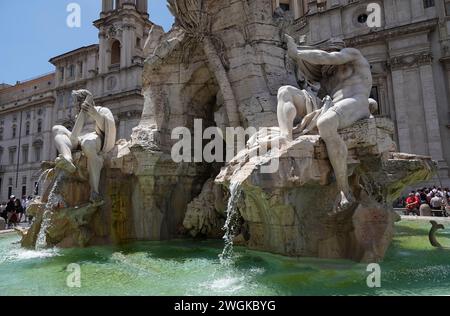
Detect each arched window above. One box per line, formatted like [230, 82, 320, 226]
[37, 120, 42, 133]
[25, 122, 30, 136]
[111, 40, 121, 66]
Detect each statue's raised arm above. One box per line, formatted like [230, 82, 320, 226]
[52, 89, 116, 204]
[278, 34, 376, 213]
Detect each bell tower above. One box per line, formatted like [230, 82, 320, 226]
[96, 0, 152, 74]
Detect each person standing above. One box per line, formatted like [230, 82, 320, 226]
[26, 196, 33, 223]
[405, 192, 420, 216]
[430, 194, 444, 211]
[5, 196, 16, 228]
[20, 196, 27, 223]
[15, 199, 24, 224]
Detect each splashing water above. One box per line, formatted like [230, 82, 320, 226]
[33, 169, 52, 198]
[35, 171, 65, 250]
[219, 181, 243, 263]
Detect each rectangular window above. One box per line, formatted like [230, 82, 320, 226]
[22, 176, 27, 185]
[69, 65, 75, 78]
[423, 0, 435, 8]
[35, 147, 42, 162]
[60, 67, 65, 81]
[9, 149, 15, 165]
[22, 186, 26, 197]
[22, 146, 29, 164]
[279, 0, 290, 12]
[8, 187, 12, 199]
[446, 2, 450, 15]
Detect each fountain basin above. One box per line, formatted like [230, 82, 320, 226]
[1, 219, 449, 296]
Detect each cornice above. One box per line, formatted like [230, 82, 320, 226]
[345, 19, 438, 47]
[388, 51, 433, 70]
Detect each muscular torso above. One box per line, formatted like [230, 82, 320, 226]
[320, 57, 372, 103]
[79, 106, 105, 137]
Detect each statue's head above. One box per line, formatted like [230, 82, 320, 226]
[318, 37, 346, 52]
[72, 89, 93, 111]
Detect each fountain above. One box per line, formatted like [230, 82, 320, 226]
[5, 0, 445, 296]
[17, 0, 435, 262]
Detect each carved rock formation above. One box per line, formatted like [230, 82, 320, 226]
[212, 117, 435, 262]
[21, 153, 101, 248]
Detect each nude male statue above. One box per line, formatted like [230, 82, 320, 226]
[278, 35, 375, 212]
[52, 90, 116, 203]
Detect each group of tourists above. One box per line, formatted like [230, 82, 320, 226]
[394, 187, 450, 216]
[0, 195, 33, 229]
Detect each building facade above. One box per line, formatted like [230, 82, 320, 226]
[1, 0, 449, 200]
[276, 0, 450, 186]
[0, 74, 55, 200]
[0, 0, 153, 200]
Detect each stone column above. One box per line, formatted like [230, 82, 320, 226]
[136, 0, 148, 14]
[121, 26, 134, 68]
[292, 0, 300, 18]
[102, 0, 113, 12]
[390, 69, 412, 153]
[419, 62, 445, 162]
[98, 33, 108, 74]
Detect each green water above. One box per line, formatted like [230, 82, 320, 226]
[1, 220, 449, 296]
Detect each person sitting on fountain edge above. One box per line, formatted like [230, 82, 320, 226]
[52, 89, 116, 204]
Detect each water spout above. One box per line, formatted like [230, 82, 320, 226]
[33, 169, 51, 197]
[35, 171, 65, 250]
[219, 181, 243, 263]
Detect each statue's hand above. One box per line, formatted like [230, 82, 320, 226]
[81, 101, 97, 118]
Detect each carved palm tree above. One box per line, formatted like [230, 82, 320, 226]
[167, 0, 240, 127]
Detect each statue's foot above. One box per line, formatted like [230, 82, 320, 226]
[55, 155, 77, 173]
[89, 192, 104, 206]
[332, 191, 357, 215]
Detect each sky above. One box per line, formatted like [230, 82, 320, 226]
[0, 0, 174, 85]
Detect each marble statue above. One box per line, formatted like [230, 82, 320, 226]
[277, 35, 378, 212]
[52, 89, 116, 203]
